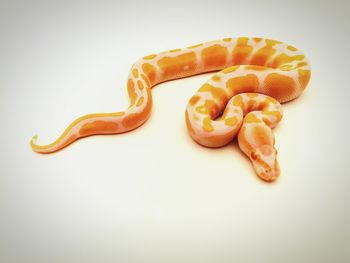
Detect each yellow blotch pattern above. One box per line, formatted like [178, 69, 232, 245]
[132, 68, 139, 78]
[136, 96, 144, 107]
[269, 54, 305, 68]
[225, 116, 238, 126]
[137, 80, 144, 90]
[199, 83, 227, 103]
[245, 65, 268, 71]
[187, 43, 203, 49]
[143, 54, 157, 60]
[203, 117, 214, 132]
[222, 66, 239, 74]
[265, 39, 282, 46]
[287, 45, 298, 51]
[245, 113, 262, 123]
[169, 48, 181, 53]
[111, 112, 125, 117]
[127, 78, 138, 106]
[195, 99, 216, 115]
[233, 95, 244, 108]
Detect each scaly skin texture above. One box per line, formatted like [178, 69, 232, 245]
[31, 37, 311, 181]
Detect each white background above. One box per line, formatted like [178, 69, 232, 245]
[1, 0, 349, 262]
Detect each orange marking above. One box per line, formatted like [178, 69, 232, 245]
[157, 52, 197, 79]
[127, 78, 138, 106]
[264, 73, 296, 101]
[251, 125, 270, 145]
[203, 117, 214, 132]
[232, 38, 253, 64]
[245, 98, 257, 113]
[212, 75, 221, 82]
[137, 80, 144, 90]
[223, 38, 232, 42]
[132, 68, 139, 78]
[66, 134, 78, 145]
[253, 37, 262, 42]
[226, 74, 259, 94]
[142, 63, 157, 84]
[122, 89, 152, 129]
[80, 121, 119, 136]
[250, 46, 276, 66]
[298, 69, 311, 89]
[201, 44, 229, 69]
[189, 95, 200, 106]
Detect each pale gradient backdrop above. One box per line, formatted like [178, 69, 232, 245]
[0, 0, 349, 262]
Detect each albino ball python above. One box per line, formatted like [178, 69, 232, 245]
[31, 37, 311, 181]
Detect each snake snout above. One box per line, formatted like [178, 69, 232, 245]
[250, 146, 280, 181]
[259, 166, 280, 182]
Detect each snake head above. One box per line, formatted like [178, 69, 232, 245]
[250, 145, 280, 182]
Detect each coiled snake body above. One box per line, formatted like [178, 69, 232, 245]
[31, 37, 311, 181]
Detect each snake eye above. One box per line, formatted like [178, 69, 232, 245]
[251, 152, 259, 161]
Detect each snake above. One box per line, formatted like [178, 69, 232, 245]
[30, 37, 311, 181]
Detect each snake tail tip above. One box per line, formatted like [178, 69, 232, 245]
[30, 134, 39, 149]
[30, 134, 38, 143]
